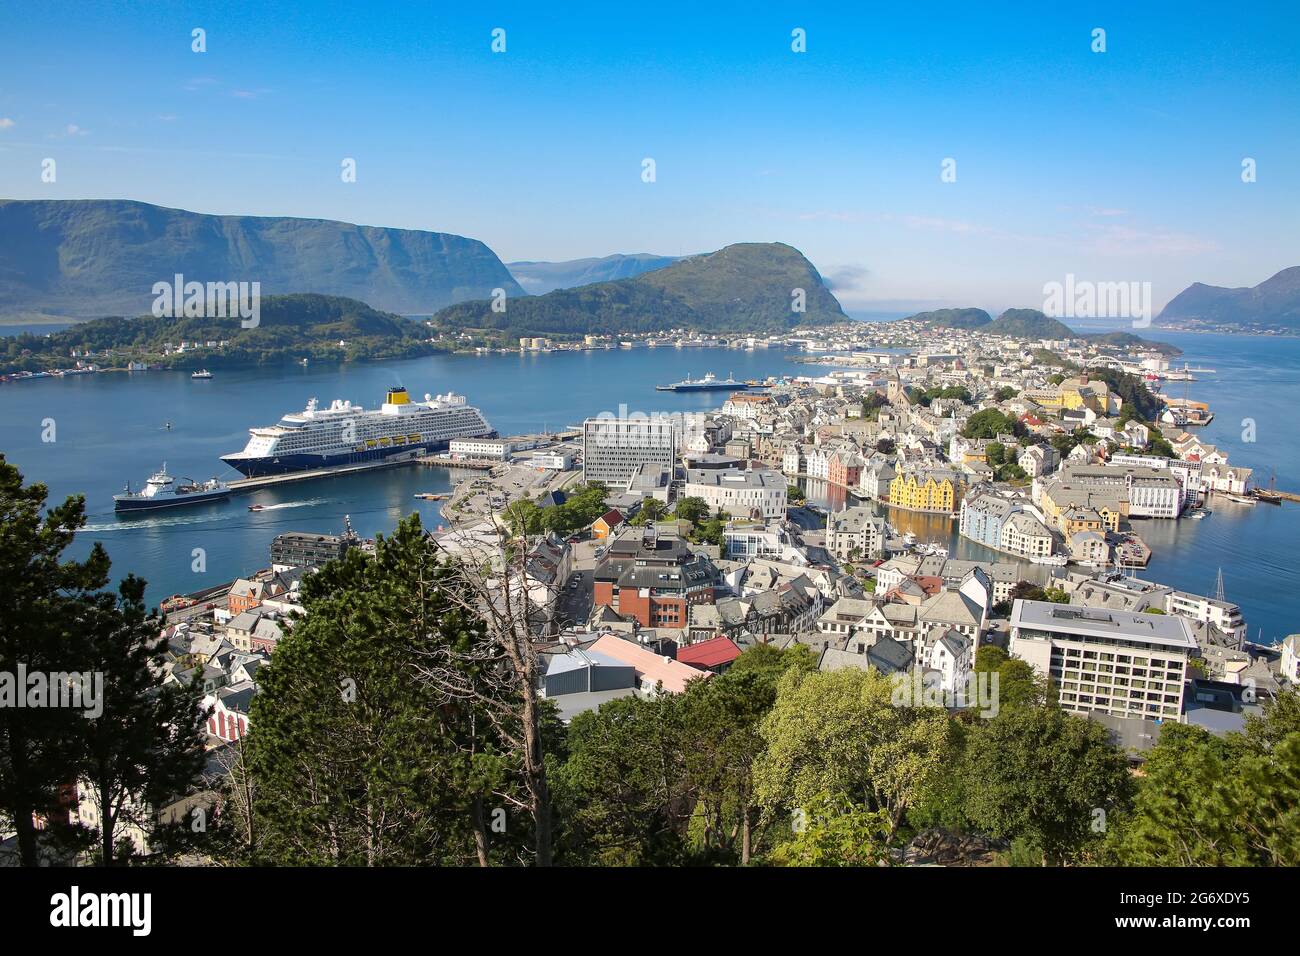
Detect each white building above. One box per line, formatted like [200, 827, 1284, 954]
[531, 452, 574, 471]
[1009, 600, 1197, 720]
[1280, 635, 1300, 686]
[450, 438, 515, 460]
[582, 417, 677, 486]
[683, 468, 787, 519]
[826, 506, 888, 561]
[1165, 590, 1247, 645]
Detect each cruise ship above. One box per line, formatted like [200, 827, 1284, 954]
[221, 386, 495, 477]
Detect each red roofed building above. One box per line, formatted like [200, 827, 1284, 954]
[676, 636, 742, 674]
[589, 633, 707, 695]
[592, 509, 624, 540]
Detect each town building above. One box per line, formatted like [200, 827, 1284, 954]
[1009, 600, 1197, 720]
[682, 468, 787, 519]
[582, 417, 676, 486]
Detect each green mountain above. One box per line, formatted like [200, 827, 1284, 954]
[1082, 331, 1181, 356]
[1157, 266, 1300, 331]
[507, 253, 680, 294]
[0, 199, 524, 321]
[909, 307, 992, 329]
[434, 242, 846, 337]
[985, 309, 1076, 338]
[0, 293, 441, 373]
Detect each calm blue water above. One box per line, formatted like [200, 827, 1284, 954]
[0, 323, 75, 337]
[0, 335, 1296, 641]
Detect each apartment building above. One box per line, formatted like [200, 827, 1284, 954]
[1009, 600, 1197, 720]
[826, 506, 889, 561]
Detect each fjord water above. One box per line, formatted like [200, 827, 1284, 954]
[0, 334, 1296, 642]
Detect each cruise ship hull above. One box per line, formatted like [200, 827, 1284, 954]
[221, 432, 497, 478]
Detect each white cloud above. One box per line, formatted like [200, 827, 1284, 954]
[0, 118, 14, 130]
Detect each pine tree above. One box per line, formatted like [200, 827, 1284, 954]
[0, 456, 110, 866]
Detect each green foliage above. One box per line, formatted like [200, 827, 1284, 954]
[915, 385, 972, 408]
[2, 294, 446, 374]
[1107, 714, 1300, 866]
[962, 408, 1023, 440]
[768, 792, 894, 867]
[912, 307, 992, 330]
[556, 646, 816, 865]
[532, 483, 610, 536]
[674, 496, 710, 525]
[1083, 367, 1164, 422]
[860, 392, 889, 420]
[986, 309, 1074, 338]
[962, 706, 1133, 864]
[974, 645, 1009, 673]
[753, 668, 955, 842]
[1148, 430, 1176, 459]
[0, 455, 207, 866]
[248, 515, 534, 865]
[994, 386, 1019, 402]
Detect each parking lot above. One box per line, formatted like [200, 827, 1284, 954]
[443, 460, 580, 521]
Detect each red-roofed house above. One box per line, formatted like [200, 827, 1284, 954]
[676, 636, 742, 674]
[592, 509, 625, 540]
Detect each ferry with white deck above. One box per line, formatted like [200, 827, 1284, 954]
[114, 465, 230, 512]
[220, 386, 495, 478]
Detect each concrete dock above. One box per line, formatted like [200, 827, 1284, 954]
[226, 457, 417, 492]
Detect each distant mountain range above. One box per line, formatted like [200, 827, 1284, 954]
[507, 253, 680, 295]
[911, 307, 1180, 354]
[0, 199, 524, 321]
[436, 242, 846, 337]
[1158, 267, 1300, 331]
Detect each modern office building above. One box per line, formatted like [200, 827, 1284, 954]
[582, 417, 676, 486]
[1009, 599, 1197, 720]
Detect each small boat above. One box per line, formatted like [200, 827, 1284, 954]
[248, 504, 267, 512]
[414, 493, 449, 501]
[1220, 492, 1255, 505]
[191, 369, 213, 380]
[1190, 509, 1210, 520]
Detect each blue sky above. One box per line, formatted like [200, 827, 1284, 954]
[2, 1, 1297, 313]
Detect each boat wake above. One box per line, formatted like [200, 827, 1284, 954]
[82, 512, 231, 533]
[246, 498, 328, 512]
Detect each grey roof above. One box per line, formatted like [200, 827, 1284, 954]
[551, 688, 637, 723]
[866, 635, 914, 674]
[1011, 600, 1197, 650]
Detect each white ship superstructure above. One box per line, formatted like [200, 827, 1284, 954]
[221, 386, 494, 477]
